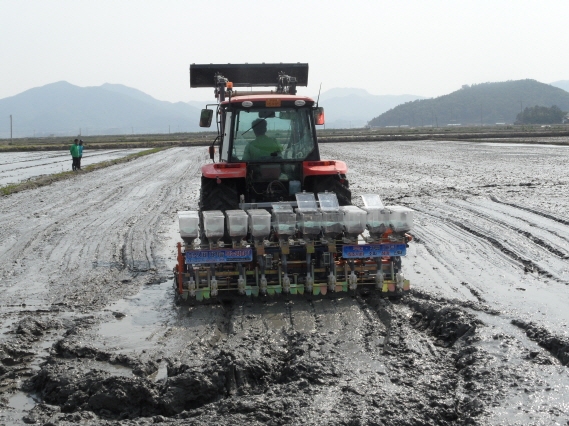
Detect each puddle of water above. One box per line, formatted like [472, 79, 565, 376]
[469, 309, 569, 424]
[473, 310, 544, 361]
[97, 280, 176, 353]
[154, 216, 182, 273]
[487, 370, 569, 424]
[0, 388, 40, 426]
[149, 361, 168, 382]
[7, 391, 37, 411]
[89, 212, 191, 363]
[0, 316, 16, 340]
[2, 284, 51, 310]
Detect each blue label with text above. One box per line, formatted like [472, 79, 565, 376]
[185, 248, 253, 264]
[342, 244, 406, 258]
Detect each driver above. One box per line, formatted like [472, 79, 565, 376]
[242, 118, 282, 160]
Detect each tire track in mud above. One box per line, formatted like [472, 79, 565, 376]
[0, 148, 205, 419]
[453, 221, 553, 277]
[407, 211, 496, 302]
[184, 297, 491, 424]
[450, 198, 569, 260]
[0, 147, 205, 308]
[15, 268, 569, 424]
[490, 197, 569, 226]
[408, 214, 569, 422]
[411, 198, 569, 285]
[409, 203, 569, 337]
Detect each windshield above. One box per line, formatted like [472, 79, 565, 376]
[231, 107, 315, 162]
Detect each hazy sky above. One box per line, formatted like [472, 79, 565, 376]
[2, 0, 568, 103]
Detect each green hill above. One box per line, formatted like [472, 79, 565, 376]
[369, 79, 569, 127]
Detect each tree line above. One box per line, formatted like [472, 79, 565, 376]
[515, 105, 567, 124]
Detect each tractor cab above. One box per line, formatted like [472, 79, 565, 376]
[223, 97, 318, 164]
[191, 63, 332, 205]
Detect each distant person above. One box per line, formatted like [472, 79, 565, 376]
[70, 139, 80, 171]
[78, 140, 84, 170]
[242, 118, 282, 160]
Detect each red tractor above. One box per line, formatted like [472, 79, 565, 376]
[174, 64, 411, 303]
[191, 63, 351, 216]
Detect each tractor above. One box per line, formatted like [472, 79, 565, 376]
[174, 63, 413, 302]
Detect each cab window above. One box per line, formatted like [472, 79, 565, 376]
[232, 107, 315, 162]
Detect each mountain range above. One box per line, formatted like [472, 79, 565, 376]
[1, 79, 568, 138]
[311, 88, 423, 128]
[369, 79, 569, 127]
[190, 89, 423, 129]
[551, 80, 569, 93]
[0, 82, 201, 138]
[0, 82, 426, 138]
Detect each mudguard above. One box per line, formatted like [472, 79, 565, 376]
[202, 163, 247, 179]
[303, 160, 348, 177]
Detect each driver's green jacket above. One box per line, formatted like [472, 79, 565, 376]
[242, 135, 282, 160]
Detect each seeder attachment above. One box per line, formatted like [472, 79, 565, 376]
[174, 193, 413, 303]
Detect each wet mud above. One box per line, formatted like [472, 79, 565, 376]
[1, 142, 569, 425]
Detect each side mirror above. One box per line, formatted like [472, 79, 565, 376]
[208, 145, 215, 160]
[314, 107, 325, 125]
[199, 109, 214, 127]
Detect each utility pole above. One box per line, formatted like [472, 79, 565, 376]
[10, 115, 12, 141]
[519, 101, 523, 124]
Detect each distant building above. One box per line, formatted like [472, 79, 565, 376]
[563, 113, 569, 124]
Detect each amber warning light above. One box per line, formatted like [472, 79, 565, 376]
[226, 81, 233, 89]
[314, 107, 325, 125]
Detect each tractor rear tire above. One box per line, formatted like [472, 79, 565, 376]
[199, 177, 241, 243]
[199, 177, 240, 212]
[305, 175, 352, 206]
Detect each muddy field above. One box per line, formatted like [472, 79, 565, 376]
[0, 141, 568, 425]
[0, 149, 147, 186]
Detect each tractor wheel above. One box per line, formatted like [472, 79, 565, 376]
[199, 177, 240, 212]
[305, 175, 352, 206]
[199, 177, 241, 243]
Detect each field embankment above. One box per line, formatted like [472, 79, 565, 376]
[2, 126, 569, 152]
